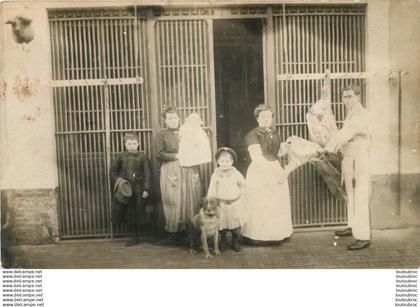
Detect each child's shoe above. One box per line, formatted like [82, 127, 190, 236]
[220, 230, 228, 252]
[232, 227, 241, 252]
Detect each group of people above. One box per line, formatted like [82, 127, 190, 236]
[110, 82, 372, 253]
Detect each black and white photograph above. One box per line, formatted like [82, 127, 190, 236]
[0, 0, 419, 305]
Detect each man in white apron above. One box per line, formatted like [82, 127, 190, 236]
[325, 84, 371, 250]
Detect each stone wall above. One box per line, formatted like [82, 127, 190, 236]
[1, 189, 59, 245]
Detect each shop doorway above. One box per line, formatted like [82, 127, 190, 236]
[214, 19, 264, 175]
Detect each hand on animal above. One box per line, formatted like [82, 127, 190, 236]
[5, 16, 34, 44]
[142, 191, 149, 199]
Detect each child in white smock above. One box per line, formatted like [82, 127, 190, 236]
[207, 147, 246, 252]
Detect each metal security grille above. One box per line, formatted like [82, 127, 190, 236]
[154, 19, 215, 188]
[49, 8, 150, 238]
[272, 5, 366, 227]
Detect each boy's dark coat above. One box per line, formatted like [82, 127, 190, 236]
[110, 151, 152, 225]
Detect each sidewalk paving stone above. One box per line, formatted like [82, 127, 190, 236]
[2, 228, 419, 269]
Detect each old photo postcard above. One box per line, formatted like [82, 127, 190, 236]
[1, 0, 419, 305]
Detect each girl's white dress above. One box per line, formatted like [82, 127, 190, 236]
[207, 166, 246, 230]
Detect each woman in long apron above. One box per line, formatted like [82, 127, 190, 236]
[242, 104, 294, 244]
[155, 107, 202, 240]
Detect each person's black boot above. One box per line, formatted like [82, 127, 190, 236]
[125, 225, 140, 247]
[219, 230, 228, 252]
[232, 227, 242, 252]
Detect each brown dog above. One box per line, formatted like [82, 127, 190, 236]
[189, 197, 220, 258]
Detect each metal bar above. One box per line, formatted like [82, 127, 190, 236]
[155, 22, 162, 116]
[303, 15, 310, 223]
[322, 14, 326, 72]
[198, 21, 205, 122]
[151, 15, 213, 21]
[160, 21, 167, 112]
[50, 21, 58, 80]
[61, 86, 72, 236]
[309, 15, 314, 74]
[137, 23, 144, 132]
[82, 92, 92, 235]
[87, 87, 99, 235]
[48, 16, 137, 22]
[140, 20, 147, 130]
[332, 15, 336, 73]
[360, 15, 365, 72]
[49, 77, 144, 87]
[192, 20, 199, 112]
[277, 72, 369, 80]
[146, 13, 162, 181]
[59, 21, 66, 80]
[265, 8, 276, 112]
[356, 15, 361, 75]
[134, 9, 140, 80]
[82, 19, 87, 80]
[273, 16, 278, 119]
[117, 21, 127, 132]
[136, 21, 142, 132]
[104, 84, 113, 238]
[285, 14, 291, 127]
[99, 18, 113, 239]
[68, 21, 81, 235]
[278, 15, 284, 125]
[127, 21, 134, 132]
[167, 21, 175, 108]
[77, 19, 89, 234]
[174, 21, 182, 115]
[124, 18, 130, 79]
[273, 13, 365, 17]
[163, 21, 170, 114]
[90, 87, 99, 236]
[180, 21, 187, 116]
[275, 17, 282, 123]
[184, 21, 191, 116]
[202, 20, 209, 126]
[55, 128, 151, 134]
[207, 18, 217, 168]
[58, 90, 70, 236]
[87, 20, 93, 79]
[340, 14, 344, 75]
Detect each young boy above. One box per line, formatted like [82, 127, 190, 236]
[110, 133, 151, 247]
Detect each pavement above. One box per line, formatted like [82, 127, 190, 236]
[2, 227, 420, 269]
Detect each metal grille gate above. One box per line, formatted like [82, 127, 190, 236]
[272, 5, 366, 226]
[49, 8, 150, 238]
[49, 5, 366, 238]
[154, 18, 216, 189]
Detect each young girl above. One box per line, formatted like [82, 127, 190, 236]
[207, 147, 246, 252]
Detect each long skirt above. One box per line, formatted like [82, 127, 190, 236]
[242, 160, 293, 241]
[160, 160, 202, 232]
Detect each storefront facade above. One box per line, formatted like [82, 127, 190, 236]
[1, 0, 419, 243]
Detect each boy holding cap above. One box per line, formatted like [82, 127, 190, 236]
[110, 133, 152, 247]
